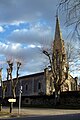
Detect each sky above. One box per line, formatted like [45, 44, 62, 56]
[0, 0, 79, 81]
[0, 0, 61, 80]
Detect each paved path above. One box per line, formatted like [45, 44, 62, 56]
[11, 107, 80, 116]
[0, 107, 80, 119]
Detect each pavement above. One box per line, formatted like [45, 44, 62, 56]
[0, 107, 80, 119]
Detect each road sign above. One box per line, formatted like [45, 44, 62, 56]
[8, 98, 16, 102]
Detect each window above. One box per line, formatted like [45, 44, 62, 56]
[38, 82, 41, 90]
[26, 99, 29, 103]
[26, 84, 28, 91]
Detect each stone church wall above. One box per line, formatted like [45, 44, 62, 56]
[21, 91, 80, 108]
[1, 91, 80, 108]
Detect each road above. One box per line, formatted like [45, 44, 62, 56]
[1, 114, 80, 120]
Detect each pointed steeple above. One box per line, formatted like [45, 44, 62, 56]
[54, 15, 62, 41]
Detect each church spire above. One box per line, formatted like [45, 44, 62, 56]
[54, 15, 62, 40]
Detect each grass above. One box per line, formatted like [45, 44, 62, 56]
[0, 110, 19, 118]
[0, 111, 9, 116]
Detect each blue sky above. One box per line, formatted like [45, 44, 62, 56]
[0, 0, 79, 81]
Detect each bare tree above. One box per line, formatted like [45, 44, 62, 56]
[7, 61, 21, 98]
[65, 40, 80, 76]
[42, 36, 78, 104]
[0, 68, 7, 99]
[58, 0, 80, 81]
[66, 41, 76, 63]
[43, 46, 68, 105]
[59, 0, 80, 39]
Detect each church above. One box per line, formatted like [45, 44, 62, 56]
[0, 16, 77, 106]
[45, 16, 77, 95]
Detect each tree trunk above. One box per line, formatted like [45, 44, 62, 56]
[12, 87, 16, 98]
[54, 84, 61, 106]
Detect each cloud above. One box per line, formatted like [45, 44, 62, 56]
[0, 0, 58, 24]
[0, 41, 49, 76]
[0, 26, 5, 32]
[7, 22, 53, 47]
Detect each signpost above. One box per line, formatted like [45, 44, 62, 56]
[8, 98, 16, 102]
[8, 98, 16, 113]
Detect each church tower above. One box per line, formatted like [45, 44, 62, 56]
[45, 16, 68, 95]
[52, 15, 68, 91]
[45, 15, 76, 95]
